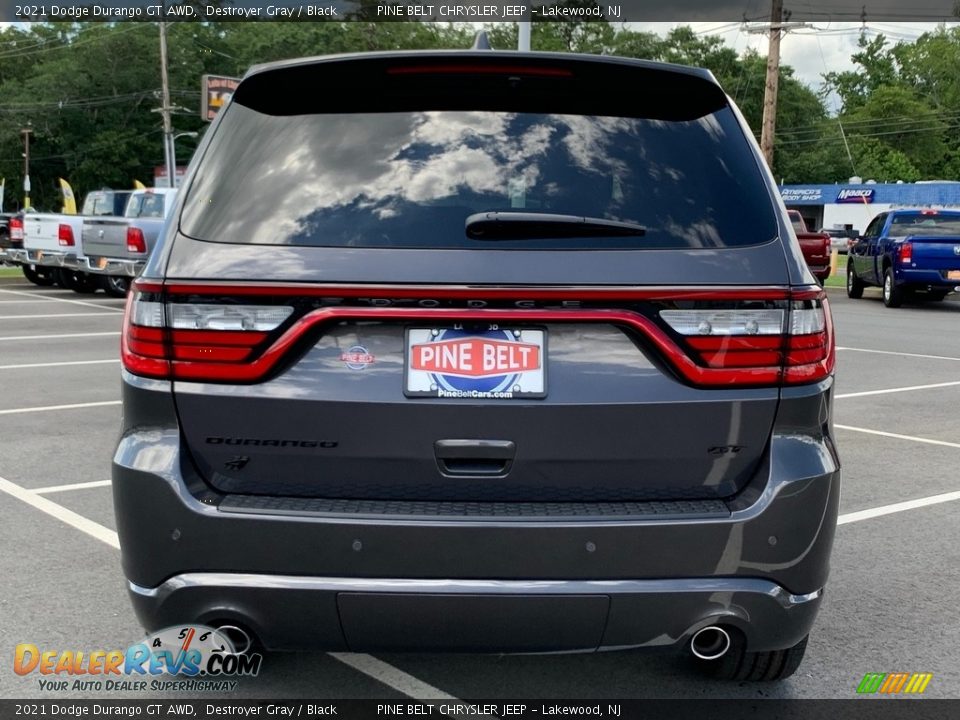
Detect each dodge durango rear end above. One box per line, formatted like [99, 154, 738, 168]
[113, 49, 839, 682]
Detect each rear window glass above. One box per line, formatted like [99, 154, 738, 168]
[889, 214, 960, 237]
[82, 192, 129, 217]
[181, 105, 777, 250]
[125, 193, 167, 219]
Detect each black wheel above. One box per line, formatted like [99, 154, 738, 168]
[882, 267, 903, 308]
[99, 274, 130, 298]
[695, 630, 808, 682]
[22, 264, 56, 286]
[846, 263, 864, 299]
[56, 268, 100, 294]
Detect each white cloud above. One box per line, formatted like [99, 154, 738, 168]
[633, 21, 957, 110]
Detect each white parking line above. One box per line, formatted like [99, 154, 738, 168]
[0, 312, 122, 320]
[34, 479, 113, 494]
[0, 288, 124, 313]
[835, 424, 960, 450]
[0, 475, 119, 549]
[0, 299, 61, 304]
[328, 653, 457, 700]
[0, 331, 120, 342]
[837, 346, 960, 362]
[0, 400, 121, 416]
[838, 490, 960, 525]
[0, 472, 458, 701]
[0, 359, 119, 370]
[836, 380, 960, 399]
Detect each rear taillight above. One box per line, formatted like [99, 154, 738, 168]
[9, 217, 23, 241]
[127, 227, 147, 254]
[58, 224, 74, 247]
[898, 241, 912, 265]
[122, 282, 292, 381]
[122, 282, 835, 388]
[660, 293, 834, 385]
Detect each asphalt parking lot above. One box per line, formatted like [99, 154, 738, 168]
[1, 278, 958, 700]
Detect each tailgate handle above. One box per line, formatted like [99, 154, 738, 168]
[434, 439, 515, 477]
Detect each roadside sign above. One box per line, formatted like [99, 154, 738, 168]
[201, 75, 241, 122]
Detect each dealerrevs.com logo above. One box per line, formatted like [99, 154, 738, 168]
[856, 672, 933, 694]
[14, 625, 262, 692]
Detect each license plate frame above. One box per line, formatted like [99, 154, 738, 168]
[404, 325, 547, 400]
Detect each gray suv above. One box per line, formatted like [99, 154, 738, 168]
[114, 50, 839, 681]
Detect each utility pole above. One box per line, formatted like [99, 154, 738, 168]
[158, 20, 176, 188]
[759, 0, 783, 169]
[518, 14, 531, 51]
[744, 1, 810, 170]
[21, 124, 33, 209]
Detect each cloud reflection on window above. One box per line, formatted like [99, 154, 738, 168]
[182, 105, 774, 250]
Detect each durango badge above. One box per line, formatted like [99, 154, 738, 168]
[405, 327, 546, 399]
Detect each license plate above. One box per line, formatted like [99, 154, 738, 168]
[96, 257, 108, 270]
[948, 270, 960, 280]
[404, 326, 546, 399]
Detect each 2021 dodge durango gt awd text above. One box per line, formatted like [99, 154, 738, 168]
[113, 50, 839, 682]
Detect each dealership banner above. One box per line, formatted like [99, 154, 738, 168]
[3, 0, 960, 23]
[0, 700, 956, 719]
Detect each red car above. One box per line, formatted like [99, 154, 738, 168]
[788, 210, 832, 283]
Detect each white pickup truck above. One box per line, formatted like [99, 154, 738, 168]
[9, 189, 131, 293]
[78, 188, 178, 296]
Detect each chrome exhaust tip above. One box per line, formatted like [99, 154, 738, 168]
[212, 623, 253, 655]
[690, 626, 731, 661]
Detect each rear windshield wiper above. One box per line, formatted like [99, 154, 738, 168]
[465, 212, 647, 240]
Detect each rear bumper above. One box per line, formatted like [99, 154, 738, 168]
[895, 267, 960, 290]
[809, 264, 831, 281]
[114, 373, 840, 654]
[6, 248, 68, 267]
[69, 255, 145, 277]
[129, 574, 821, 653]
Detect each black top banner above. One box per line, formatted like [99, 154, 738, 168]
[1, 0, 959, 23]
[0, 701, 958, 720]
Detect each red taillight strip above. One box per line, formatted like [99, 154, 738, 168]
[160, 282, 794, 302]
[121, 291, 169, 378]
[686, 336, 783, 351]
[165, 307, 781, 386]
[170, 330, 268, 347]
[124, 283, 833, 387]
[784, 296, 835, 382]
[387, 65, 573, 77]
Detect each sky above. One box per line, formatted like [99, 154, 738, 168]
[637, 21, 957, 108]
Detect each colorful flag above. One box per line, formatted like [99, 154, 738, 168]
[59, 178, 77, 215]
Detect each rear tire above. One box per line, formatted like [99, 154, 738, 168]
[846, 263, 864, 299]
[695, 630, 809, 682]
[882, 267, 903, 308]
[22, 264, 56, 286]
[56, 268, 100, 294]
[99, 274, 130, 298]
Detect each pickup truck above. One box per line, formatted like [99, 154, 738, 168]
[8, 189, 131, 293]
[79, 188, 177, 296]
[847, 209, 960, 307]
[787, 210, 832, 283]
[0, 212, 18, 264]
